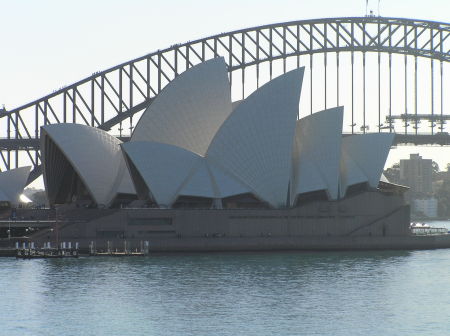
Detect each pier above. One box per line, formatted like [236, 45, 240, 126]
[89, 240, 149, 257]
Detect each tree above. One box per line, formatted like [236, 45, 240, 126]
[28, 191, 48, 206]
[436, 180, 450, 217]
[383, 162, 400, 184]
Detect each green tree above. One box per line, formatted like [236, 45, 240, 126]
[383, 162, 400, 184]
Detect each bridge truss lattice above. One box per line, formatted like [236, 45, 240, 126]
[2, 16, 450, 184]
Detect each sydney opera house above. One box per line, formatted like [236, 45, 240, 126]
[33, 57, 412, 251]
[0, 166, 31, 207]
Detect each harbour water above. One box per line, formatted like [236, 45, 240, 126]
[2, 221, 450, 336]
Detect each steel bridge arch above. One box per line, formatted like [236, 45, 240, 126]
[2, 16, 450, 183]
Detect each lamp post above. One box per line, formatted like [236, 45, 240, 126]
[51, 205, 59, 250]
[54, 205, 59, 249]
[7, 218, 11, 241]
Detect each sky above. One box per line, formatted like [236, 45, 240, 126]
[1, 0, 450, 187]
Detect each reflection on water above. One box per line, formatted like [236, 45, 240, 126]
[1, 248, 450, 336]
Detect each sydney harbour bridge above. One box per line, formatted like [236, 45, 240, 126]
[1, 16, 450, 185]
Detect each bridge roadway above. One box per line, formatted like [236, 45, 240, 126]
[1, 133, 449, 151]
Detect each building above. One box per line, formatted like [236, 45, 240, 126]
[41, 57, 395, 210]
[413, 198, 438, 218]
[400, 154, 433, 195]
[33, 57, 414, 251]
[0, 166, 31, 207]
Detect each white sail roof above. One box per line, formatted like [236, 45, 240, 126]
[341, 133, 395, 189]
[207, 67, 304, 207]
[293, 159, 328, 199]
[122, 141, 250, 204]
[339, 150, 369, 198]
[0, 166, 31, 205]
[131, 57, 233, 156]
[292, 107, 344, 202]
[115, 159, 136, 195]
[208, 162, 250, 198]
[178, 160, 251, 199]
[41, 124, 135, 206]
[121, 141, 202, 207]
[178, 160, 216, 198]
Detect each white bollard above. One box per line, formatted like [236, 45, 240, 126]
[15, 242, 19, 249]
[31, 242, 35, 249]
[68, 242, 72, 249]
[75, 242, 79, 250]
[22, 242, 26, 249]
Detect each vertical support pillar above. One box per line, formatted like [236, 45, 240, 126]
[129, 64, 134, 134]
[63, 91, 67, 123]
[414, 28, 418, 134]
[158, 53, 163, 93]
[431, 58, 435, 135]
[324, 51, 327, 110]
[242, 33, 245, 100]
[310, 24, 313, 115]
[91, 79, 95, 127]
[378, 52, 381, 132]
[185, 45, 189, 75]
[15, 113, 18, 168]
[324, 23, 327, 111]
[119, 68, 123, 137]
[404, 54, 408, 135]
[389, 53, 392, 132]
[35, 105, 39, 138]
[174, 48, 179, 77]
[336, 52, 340, 107]
[201, 41, 205, 63]
[35, 105, 39, 166]
[256, 31, 260, 88]
[297, 24, 301, 69]
[72, 88, 76, 124]
[229, 36, 233, 94]
[283, 26, 287, 74]
[363, 52, 366, 134]
[146, 57, 151, 98]
[414, 56, 418, 134]
[269, 28, 273, 80]
[7, 116, 10, 170]
[440, 61, 444, 131]
[430, 28, 435, 135]
[44, 101, 48, 126]
[336, 21, 340, 107]
[310, 53, 313, 115]
[351, 50, 354, 133]
[101, 75, 105, 125]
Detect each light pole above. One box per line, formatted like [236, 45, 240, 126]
[54, 205, 59, 249]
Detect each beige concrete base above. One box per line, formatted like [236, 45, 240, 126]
[27, 190, 436, 252]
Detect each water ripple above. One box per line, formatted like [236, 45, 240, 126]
[1, 249, 449, 336]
